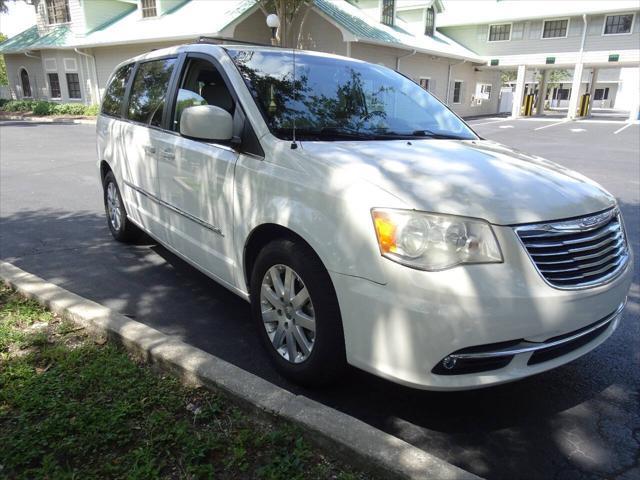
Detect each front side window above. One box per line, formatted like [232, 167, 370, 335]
[425, 7, 435, 36]
[127, 58, 176, 127]
[453, 81, 462, 103]
[170, 58, 233, 132]
[66, 73, 81, 99]
[48, 73, 61, 98]
[20, 69, 32, 97]
[140, 0, 157, 18]
[102, 63, 134, 117]
[604, 14, 634, 34]
[488, 23, 511, 41]
[381, 0, 394, 26]
[45, 0, 70, 24]
[542, 19, 568, 38]
[227, 49, 477, 141]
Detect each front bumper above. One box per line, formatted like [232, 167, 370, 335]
[331, 225, 633, 390]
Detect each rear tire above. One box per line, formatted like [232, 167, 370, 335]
[102, 171, 139, 243]
[250, 239, 346, 387]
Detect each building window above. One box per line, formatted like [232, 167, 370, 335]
[20, 69, 32, 98]
[141, 0, 158, 18]
[488, 23, 511, 41]
[419, 78, 430, 91]
[48, 73, 61, 98]
[381, 0, 394, 26]
[542, 19, 568, 38]
[425, 6, 435, 36]
[45, 0, 70, 24]
[453, 81, 462, 103]
[593, 88, 610, 100]
[66, 73, 81, 99]
[603, 14, 634, 35]
[477, 83, 492, 100]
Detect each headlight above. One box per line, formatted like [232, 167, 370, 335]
[371, 208, 503, 271]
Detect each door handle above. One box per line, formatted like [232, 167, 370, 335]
[160, 149, 175, 161]
[143, 145, 156, 155]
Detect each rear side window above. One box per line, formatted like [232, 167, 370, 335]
[126, 58, 176, 127]
[101, 63, 134, 117]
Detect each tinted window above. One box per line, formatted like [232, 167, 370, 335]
[127, 58, 176, 127]
[171, 58, 233, 132]
[102, 64, 134, 117]
[228, 49, 477, 141]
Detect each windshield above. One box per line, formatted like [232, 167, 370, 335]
[226, 48, 478, 141]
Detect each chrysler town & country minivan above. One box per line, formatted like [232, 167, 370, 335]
[96, 43, 632, 390]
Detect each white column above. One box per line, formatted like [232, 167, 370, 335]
[588, 67, 599, 116]
[567, 62, 584, 119]
[511, 65, 526, 118]
[535, 69, 549, 116]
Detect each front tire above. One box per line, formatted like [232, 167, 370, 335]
[102, 171, 139, 243]
[250, 239, 346, 387]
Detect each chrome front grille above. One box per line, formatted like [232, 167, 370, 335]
[515, 208, 629, 289]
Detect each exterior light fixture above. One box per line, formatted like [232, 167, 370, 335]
[266, 14, 280, 44]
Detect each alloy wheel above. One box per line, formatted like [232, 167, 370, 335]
[106, 181, 122, 232]
[260, 264, 316, 363]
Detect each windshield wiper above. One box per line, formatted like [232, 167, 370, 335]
[409, 130, 470, 140]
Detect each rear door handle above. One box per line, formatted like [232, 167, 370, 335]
[143, 145, 156, 155]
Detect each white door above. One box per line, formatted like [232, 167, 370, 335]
[120, 57, 178, 236]
[155, 55, 239, 285]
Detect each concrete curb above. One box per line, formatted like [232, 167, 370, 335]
[0, 260, 482, 480]
[0, 115, 96, 125]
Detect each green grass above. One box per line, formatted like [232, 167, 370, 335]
[0, 286, 367, 479]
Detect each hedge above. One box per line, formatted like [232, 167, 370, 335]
[0, 99, 98, 116]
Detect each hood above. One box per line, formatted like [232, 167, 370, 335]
[300, 139, 616, 225]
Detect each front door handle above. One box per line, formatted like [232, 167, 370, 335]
[160, 149, 175, 161]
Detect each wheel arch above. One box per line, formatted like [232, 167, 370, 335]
[243, 223, 326, 294]
[99, 160, 112, 183]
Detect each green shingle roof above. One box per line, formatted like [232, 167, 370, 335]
[314, 0, 398, 44]
[0, 25, 72, 54]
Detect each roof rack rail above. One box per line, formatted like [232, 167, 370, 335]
[197, 36, 281, 48]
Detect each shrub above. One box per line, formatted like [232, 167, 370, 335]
[32, 101, 56, 116]
[1, 100, 37, 112]
[83, 104, 99, 116]
[0, 100, 98, 116]
[53, 103, 88, 115]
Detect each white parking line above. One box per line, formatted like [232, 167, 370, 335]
[499, 125, 514, 129]
[468, 118, 514, 126]
[613, 122, 634, 134]
[534, 119, 571, 131]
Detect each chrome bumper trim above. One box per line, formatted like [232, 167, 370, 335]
[449, 301, 626, 361]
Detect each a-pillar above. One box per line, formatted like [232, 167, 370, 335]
[567, 62, 584, 119]
[511, 65, 526, 118]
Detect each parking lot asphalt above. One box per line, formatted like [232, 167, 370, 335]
[1, 118, 638, 480]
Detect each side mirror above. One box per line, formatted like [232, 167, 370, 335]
[180, 105, 233, 142]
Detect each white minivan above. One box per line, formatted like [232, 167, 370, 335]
[97, 42, 632, 390]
